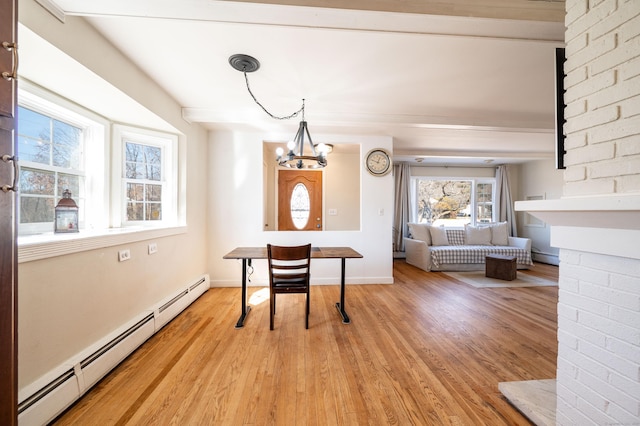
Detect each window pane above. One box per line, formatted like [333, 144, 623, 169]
[125, 142, 161, 180]
[126, 202, 143, 220]
[290, 183, 310, 229]
[477, 183, 492, 203]
[127, 183, 145, 201]
[20, 197, 55, 223]
[476, 182, 494, 223]
[146, 203, 162, 220]
[52, 119, 81, 169]
[18, 106, 51, 140]
[57, 174, 81, 199]
[417, 180, 471, 226]
[18, 135, 51, 165]
[147, 164, 161, 181]
[477, 204, 493, 223]
[147, 184, 162, 201]
[20, 168, 55, 195]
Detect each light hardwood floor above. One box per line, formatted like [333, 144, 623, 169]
[52, 260, 559, 425]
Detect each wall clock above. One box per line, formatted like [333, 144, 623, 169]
[365, 148, 392, 176]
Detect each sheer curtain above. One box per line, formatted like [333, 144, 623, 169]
[495, 164, 517, 237]
[393, 162, 412, 252]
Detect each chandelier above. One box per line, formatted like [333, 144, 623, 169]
[229, 54, 329, 169]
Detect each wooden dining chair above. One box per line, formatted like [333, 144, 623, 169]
[267, 243, 312, 330]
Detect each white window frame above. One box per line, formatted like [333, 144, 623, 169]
[16, 84, 186, 263]
[411, 176, 496, 226]
[112, 125, 178, 228]
[17, 83, 108, 236]
[474, 178, 496, 224]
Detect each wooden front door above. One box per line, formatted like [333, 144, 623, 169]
[277, 169, 323, 231]
[0, 0, 18, 423]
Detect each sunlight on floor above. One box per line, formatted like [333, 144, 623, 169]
[249, 287, 269, 305]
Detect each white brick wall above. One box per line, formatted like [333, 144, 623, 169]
[557, 0, 640, 424]
[556, 250, 640, 425]
[563, 0, 640, 198]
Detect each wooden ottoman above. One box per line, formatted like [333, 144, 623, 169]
[485, 254, 517, 281]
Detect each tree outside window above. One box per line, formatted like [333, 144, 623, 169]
[415, 178, 494, 226]
[17, 106, 84, 226]
[124, 141, 163, 221]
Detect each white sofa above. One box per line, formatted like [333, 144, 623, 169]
[404, 223, 533, 272]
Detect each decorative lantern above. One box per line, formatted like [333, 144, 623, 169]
[54, 189, 79, 233]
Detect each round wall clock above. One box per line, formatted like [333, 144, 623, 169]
[365, 148, 392, 176]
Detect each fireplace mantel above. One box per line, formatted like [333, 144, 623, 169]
[515, 194, 640, 230]
[515, 194, 640, 260]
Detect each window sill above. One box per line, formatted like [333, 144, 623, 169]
[18, 226, 187, 263]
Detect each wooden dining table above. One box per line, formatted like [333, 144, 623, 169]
[223, 246, 363, 328]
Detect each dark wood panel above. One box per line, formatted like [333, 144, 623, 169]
[53, 261, 558, 425]
[0, 0, 17, 423]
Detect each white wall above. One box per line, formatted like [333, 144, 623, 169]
[208, 130, 394, 286]
[517, 159, 564, 264]
[18, 0, 209, 388]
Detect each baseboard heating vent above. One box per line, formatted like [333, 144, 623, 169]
[189, 277, 206, 292]
[81, 313, 155, 390]
[18, 274, 208, 426]
[80, 313, 154, 369]
[154, 275, 208, 332]
[159, 290, 189, 314]
[18, 369, 79, 426]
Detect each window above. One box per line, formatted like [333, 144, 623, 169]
[414, 178, 495, 226]
[17, 83, 179, 238]
[113, 125, 178, 227]
[17, 88, 106, 235]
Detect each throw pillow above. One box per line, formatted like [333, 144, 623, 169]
[408, 223, 432, 245]
[490, 222, 509, 246]
[464, 224, 492, 245]
[430, 226, 449, 246]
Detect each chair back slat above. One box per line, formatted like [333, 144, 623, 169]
[267, 243, 312, 329]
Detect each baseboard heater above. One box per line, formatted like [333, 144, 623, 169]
[532, 252, 559, 266]
[18, 274, 209, 426]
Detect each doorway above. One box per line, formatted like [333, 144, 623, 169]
[277, 169, 322, 231]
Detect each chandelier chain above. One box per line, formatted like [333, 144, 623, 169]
[243, 71, 304, 120]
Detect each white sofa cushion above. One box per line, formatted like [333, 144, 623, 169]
[464, 224, 492, 245]
[490, 222, 509, 246]
[430, 226, 450, 246]
[408, 223, 431, 245]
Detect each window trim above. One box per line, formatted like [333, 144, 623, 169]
[112, 124, 179, 228]
[16, 82, 185, 262]
[17, 83, 109, 235]
[411, 176, 496, 226]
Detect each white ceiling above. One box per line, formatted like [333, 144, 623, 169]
[39, 0, 566, 166]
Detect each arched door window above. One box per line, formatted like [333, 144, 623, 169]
[290, 183, 310, 229]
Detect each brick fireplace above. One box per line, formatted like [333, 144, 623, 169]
[511, 0, 640, 424]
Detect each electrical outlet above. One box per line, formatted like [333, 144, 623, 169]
[148, 243, 158, 254]
[118, 249, 131, 262]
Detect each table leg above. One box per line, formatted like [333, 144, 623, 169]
[235, 258, 251, 328]
[335, 257, 351, 324]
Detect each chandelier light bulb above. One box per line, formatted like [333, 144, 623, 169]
[316, 143, 328, 154]
[275, 147, 284, 157]
[287, 141, 297, 151]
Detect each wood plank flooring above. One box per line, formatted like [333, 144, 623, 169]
[52, 261, 559, 425]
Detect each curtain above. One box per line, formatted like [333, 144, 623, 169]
[495, 164, 517, 237]
[393, 162, 412, 252]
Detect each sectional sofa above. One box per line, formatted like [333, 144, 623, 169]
[404, 222, 533, 272]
